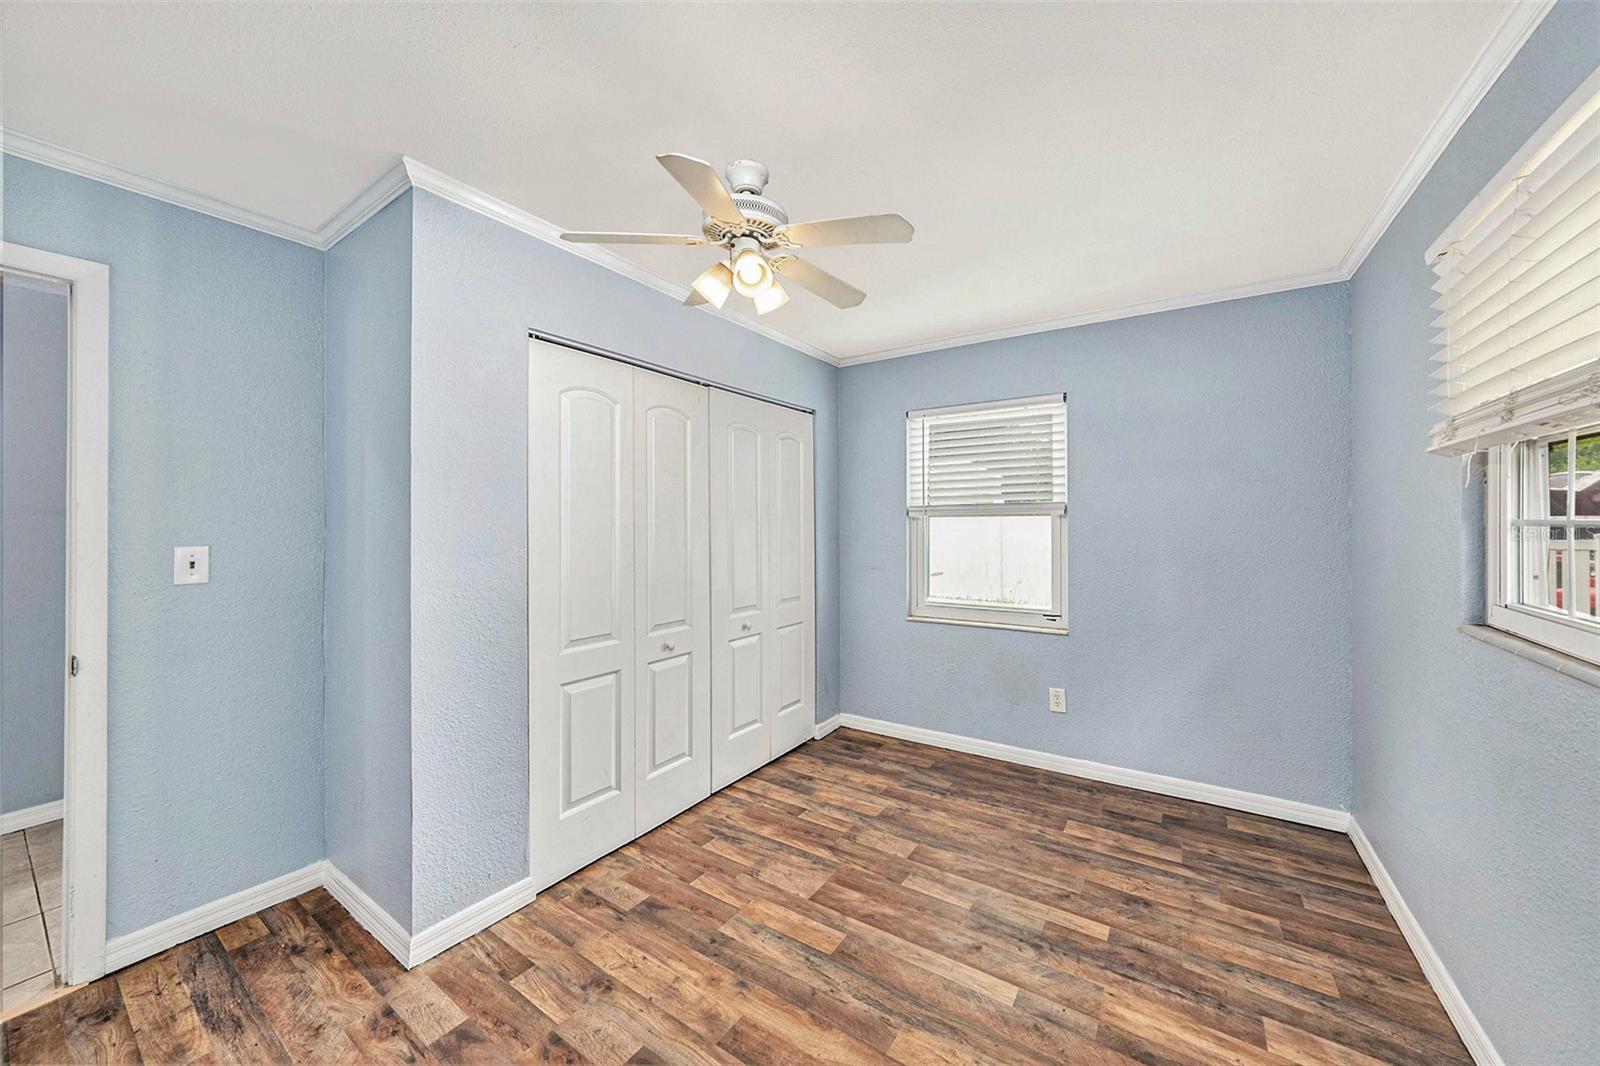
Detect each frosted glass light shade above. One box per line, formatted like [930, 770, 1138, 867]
[690, 261, 734, 309]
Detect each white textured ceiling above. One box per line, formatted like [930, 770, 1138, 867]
[2, 1, 1523, 362]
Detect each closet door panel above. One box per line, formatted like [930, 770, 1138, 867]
[529, 339, 636, 890]
[634, 370, 712, 833]
[710, 391, 773, 789]
[645, 655, 693, 768]
[768, 409, 816, 758]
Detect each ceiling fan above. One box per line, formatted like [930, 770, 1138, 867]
[560, 154, 913, 315]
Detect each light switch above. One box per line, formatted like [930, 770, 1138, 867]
[173, 546, 209, 585]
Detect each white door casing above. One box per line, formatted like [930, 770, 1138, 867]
[0, 245, 109, 987]
[633, 369, 712, 834]
[528, 339, 637, 890]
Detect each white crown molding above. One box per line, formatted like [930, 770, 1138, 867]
[831, 714, 1351, 831]
[0, 133, 837, 362]
[0, 799, 64, 835]
[1348, 819, 1503, 1065]
[5, 0, 1553, 371]
[0, 128, 328, 248]
[836, 0, 1555, 368]
[317, 160, 413, 250]
[103, 861, 324, 971]
[1335, 0, 1556, 278]
[398, 157, 840, 366]
[834, 266, 1349, 366]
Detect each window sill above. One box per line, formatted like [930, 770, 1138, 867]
[1457, 624, 1600, 690]
[907, 614, 1068, 636]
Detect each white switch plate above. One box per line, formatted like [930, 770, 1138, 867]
[173, 546, 209, 585]
[1049, 687, 1066, 714]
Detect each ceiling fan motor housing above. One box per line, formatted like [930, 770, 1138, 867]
[701, 159, 789, 245]
[724, 159, 769, 194]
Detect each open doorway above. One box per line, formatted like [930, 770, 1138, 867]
[1, 272, 69, 1010]
[0, 244, 108, 1019]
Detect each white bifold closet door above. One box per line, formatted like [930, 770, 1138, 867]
[632, 370, 712, 836]
[528, 343, 636, 889]
[529, 339, 812, 891]
[710, 390, 815, 790]
[528, 341, 712, 888]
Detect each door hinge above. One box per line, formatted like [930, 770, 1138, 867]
[69, 654, 79, 677]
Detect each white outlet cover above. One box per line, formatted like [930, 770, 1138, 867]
[1049, 687, 1067, 713]
[173, 545, 209, 585]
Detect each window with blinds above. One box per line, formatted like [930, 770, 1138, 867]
[905, 395, 1068, 633]
[906, 395, 1068, 513]
[1426, 71, 1600, 456]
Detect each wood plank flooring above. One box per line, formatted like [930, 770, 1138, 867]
[3, 729, 1469, 1064]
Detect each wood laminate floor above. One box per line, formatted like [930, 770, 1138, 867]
[3, 729, 1469, 1064]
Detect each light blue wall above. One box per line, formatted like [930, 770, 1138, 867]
[323, 192, 414, 928]
[3, 156, 326, 937]
[1347, 3, 1599, 1062]
[1, 278, 69, 815]
[839, 284, 1354, 808]
[407, 189, 840, 928]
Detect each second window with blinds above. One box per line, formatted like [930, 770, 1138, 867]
[1427, 71, 1598, 665]
[906, 394, 1068, 633]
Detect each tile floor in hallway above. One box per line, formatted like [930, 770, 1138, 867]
[2, 821, 62, 1013]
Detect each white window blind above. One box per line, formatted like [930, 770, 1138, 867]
[906, 394, 1067, 513]
[1426, 70, 1600, 456]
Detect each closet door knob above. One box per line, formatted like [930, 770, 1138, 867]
[740, 623, 752, 632]
[661, 641, 676, 652]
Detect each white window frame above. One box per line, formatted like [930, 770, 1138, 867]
[1485, 426, 1600, 666]
[906, 396, 1068, 635]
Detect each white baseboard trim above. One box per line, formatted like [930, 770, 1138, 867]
[831, 714, 1352, 832]
[321, 862, 536, 968]
[103, 861, 324, 971]
[321, 861, 413, 968]
[1348, 819, 1501, 1066]
[822, 718, 1494, 1064]
[409, 877, 538, 968]
[1, 799, 63, 835]
[102, 858, 537, 976]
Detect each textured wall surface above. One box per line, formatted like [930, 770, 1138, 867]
[839, 284, 1354, 808]
[407, 189, 840, 928]
[1, 278, 69, 814]
[4, 155, 326, 937]
[323, 192, 414, 928]
[1347, 3, 1599, 1062]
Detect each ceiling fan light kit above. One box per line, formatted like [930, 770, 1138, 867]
[560, 153, 913, 314]
[753, 278, 790, 316]
[690, 261, 735, 309]
[730, 236, 774, 297]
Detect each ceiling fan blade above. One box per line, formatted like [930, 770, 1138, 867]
[770, 255, 866, 308]
[777, 213, 913, 248]
[560, 231, 708, 245]
[657, 153, 745, 225]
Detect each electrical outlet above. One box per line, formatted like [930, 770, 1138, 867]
[1049, 687, 1066, 714]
